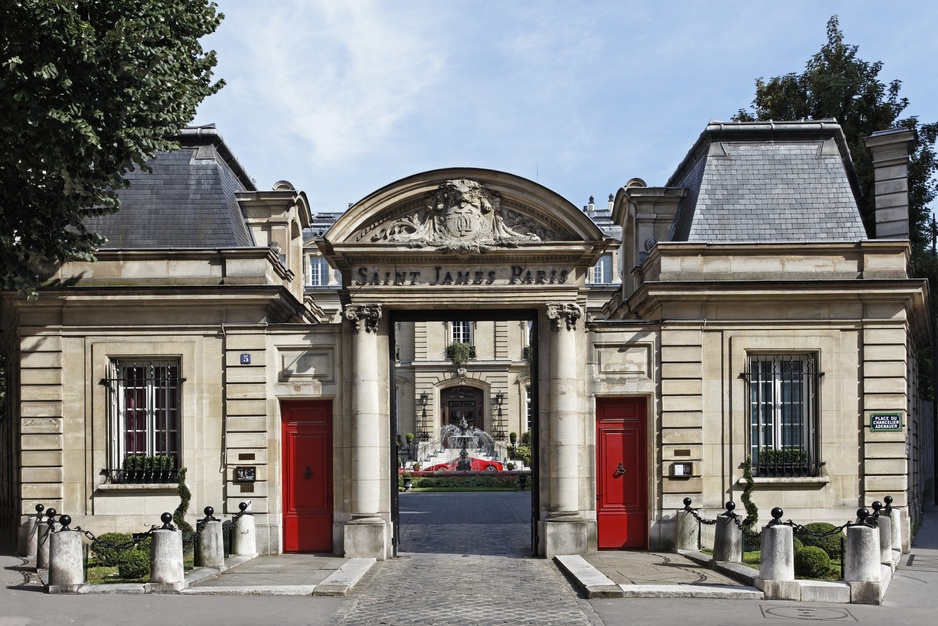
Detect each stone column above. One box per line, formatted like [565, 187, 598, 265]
[543, 303, 587, 557]
[343, 304, 388, 560]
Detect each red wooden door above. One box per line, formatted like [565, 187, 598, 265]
[596, 397, 647, 549]
[282, 401, 333, 552]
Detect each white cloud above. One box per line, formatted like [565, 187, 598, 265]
[194, 0, 938, 213]
[218, 1, 446, 164]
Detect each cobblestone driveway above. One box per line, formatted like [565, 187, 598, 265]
[334, 552, 595, 625]
[334, 492, 598, 625]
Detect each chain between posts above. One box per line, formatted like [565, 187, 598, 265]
[681, 497, 885, 537]
[681, 497, 718, 525]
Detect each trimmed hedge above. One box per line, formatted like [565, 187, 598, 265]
[794, 545, 831, 578]
[797, 522, 844, 560]
[117, 548, 150, 579]
[412, 475, 519, 489]
[91, 532, 134, 567]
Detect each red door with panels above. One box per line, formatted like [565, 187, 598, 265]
[596, 397, 648, 549]
[282, 401, 333, 552]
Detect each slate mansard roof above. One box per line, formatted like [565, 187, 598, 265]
[666, 120, 869, 243]
[84, 126, 256, 249]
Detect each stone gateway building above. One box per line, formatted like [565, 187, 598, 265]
[1, 120, 933, 559]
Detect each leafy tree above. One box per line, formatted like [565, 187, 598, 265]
[0, 0, 224, 294]
[734, 15, 937, 398]
[734, 16, 937, 258]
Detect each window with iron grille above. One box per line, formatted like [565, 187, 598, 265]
[107, 359, 182, 476]
[746, 353, 823, 477]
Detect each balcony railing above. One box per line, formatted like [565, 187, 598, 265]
[755, 448, 824, 478]
[100, 468, 180, 485]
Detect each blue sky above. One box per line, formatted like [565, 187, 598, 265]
[192, 1, 938, 215]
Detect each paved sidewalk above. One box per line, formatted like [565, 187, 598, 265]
[184, 553, 374, 596]
[11, 494, 937, 610]
[881, 502, 938, 612]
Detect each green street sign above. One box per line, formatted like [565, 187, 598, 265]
[869, 412, 903, 432]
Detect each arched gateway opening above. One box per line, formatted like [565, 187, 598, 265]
[320, 169, 612, 560]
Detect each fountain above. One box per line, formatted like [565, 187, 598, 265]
[427, 417, 501, 471]
[440, 417, 495, 457]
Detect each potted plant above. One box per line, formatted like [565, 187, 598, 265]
[506, 462, 515, 471]
[121, 455, 138, 483]
[509, 432, 518, 445]
[402, 473, 413, 492]
[446, 342, 474, 367]
[412, 462, 421, 472]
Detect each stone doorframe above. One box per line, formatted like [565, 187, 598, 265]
[321, 169, 614, 559]
[341, 301, 593, 559]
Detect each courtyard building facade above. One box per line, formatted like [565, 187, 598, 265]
[1, 121, 932, 559]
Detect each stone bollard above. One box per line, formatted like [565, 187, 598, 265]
[759, 508, 797, 600]
[150, 513, 185, 589]
[844, 508, 882, 605]
[36, 508, 57, 570]
[673, 498, 699, 552]
[19, 504, 43, 558]
[196, 507, 225, 569]
[230, 502, 257, 557]
[48, 515, 84, 593]
[712, 501, 742, 563]
[871, 502, 892, 566]
[884, 496, 906, 554]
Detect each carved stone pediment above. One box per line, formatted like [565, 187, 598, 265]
[364, 179, 553, 252]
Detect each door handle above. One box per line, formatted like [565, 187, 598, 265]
[614, 463, 626, 478]
[304, 465, 312, 479]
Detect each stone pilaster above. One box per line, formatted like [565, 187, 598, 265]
[343, 304, 388, 559]
[544, 303, 587, 557]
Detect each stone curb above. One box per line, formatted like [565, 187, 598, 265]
[313, 557, 376, 596]
[619, 584, 764, 599]
[180, 584, 316, 596]
[553, 554, 623, 598]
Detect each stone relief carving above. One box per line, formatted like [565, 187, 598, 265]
[368, 179, 543, 252]
[344, 304, 382, 333]
[546, 303, 582, 331]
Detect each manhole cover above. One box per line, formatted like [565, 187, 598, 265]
[762, 606, 855, 621]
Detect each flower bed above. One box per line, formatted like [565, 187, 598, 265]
[399, 470, 529, 490]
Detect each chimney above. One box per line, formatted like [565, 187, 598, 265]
[864, 128, 916, 239]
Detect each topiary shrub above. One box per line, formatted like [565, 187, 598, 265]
[91, 532, 133, 567]
[792, 537, 804, 553]
[173, 467, 193, 533]
[740, 456, 758, 529]
[798, 522, 844, 560]
[794, 545, 831, 579]
[117, 548, 150, 580]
